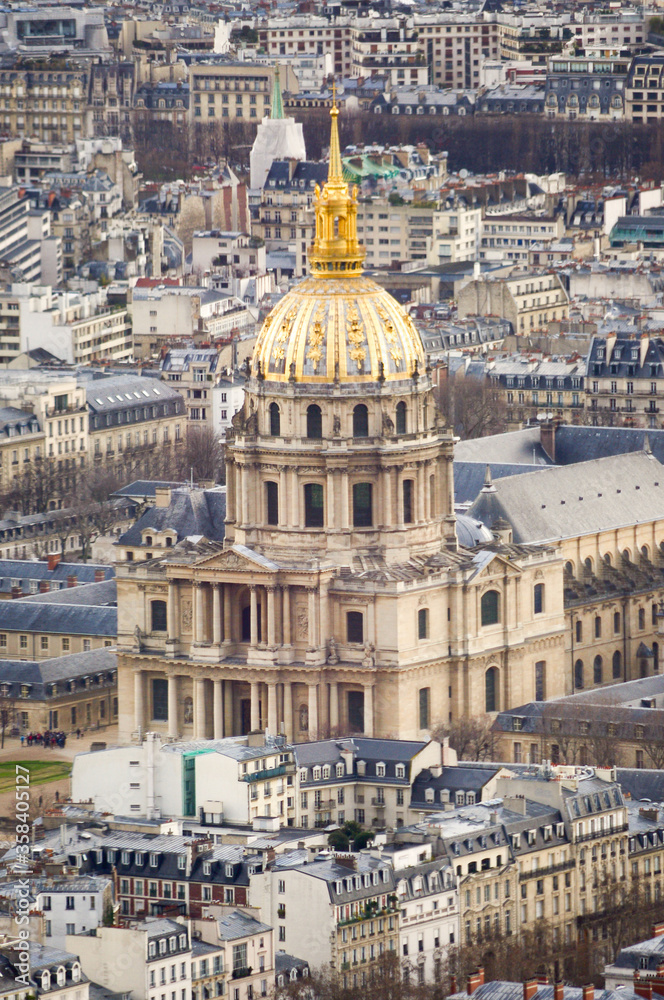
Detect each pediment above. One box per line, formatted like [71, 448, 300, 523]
[468, 549, 522, 582]
[193, 543, 280, 574]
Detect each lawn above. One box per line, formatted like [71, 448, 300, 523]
[0, 760, 71, 794]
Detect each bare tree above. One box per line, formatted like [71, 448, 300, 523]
[175, 426, 224, 483]
[435, 375, 508, 440]
[432, 715, 499, 761]
[0, 457, 67, 515]
[0, 687, 16, 749]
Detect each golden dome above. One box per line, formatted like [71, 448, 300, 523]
[252, 95, 426, 385]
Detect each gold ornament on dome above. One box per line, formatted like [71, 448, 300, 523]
[346, 303, 367, 371]
[307, 304, 326, 371]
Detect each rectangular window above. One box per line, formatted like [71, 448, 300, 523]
[402, 479, 414, 523]
[346, 611, 364, 644]
[419, 688, 430, 730]
[266, 481, 278, 526]
[152, 678, 168, 721]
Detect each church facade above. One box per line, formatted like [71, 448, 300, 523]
[115, 105, 567, 746]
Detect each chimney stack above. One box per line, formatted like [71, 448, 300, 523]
[582, 985, 594, 1000]
[47, 553, 61, 571]
[10, 585, 21, 599]
[540, 420, 556, 462]
[94, 569, 105, 583]
[554, 982, 564, 1000]
[450, 976, 458, 995]
[634, 981, 653, 1000]
[39, 580, 50, 593]
[67, 575, 77, 588]
[467, 969, 484, 995]
[524, 980, 539, 1000]
[653, 923, 664, 938]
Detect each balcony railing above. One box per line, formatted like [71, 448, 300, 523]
[231, 968, 252, 980]
[241, 763, 295, 783]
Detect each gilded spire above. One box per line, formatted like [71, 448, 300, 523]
[327, 80, 343, 185]
[307, 88, 366, 278]
[271, 63, 284, 120]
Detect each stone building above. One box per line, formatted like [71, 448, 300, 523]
[115, 103, 567, 744]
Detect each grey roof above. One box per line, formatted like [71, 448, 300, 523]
[0, 648, 116, 699]
[111, 480, 182, 500]
[616, 768, 664, 803]
[610, 933, 664, 971]
[275, 952, 309, 975]
[454, 427, 554, 466]
[85, 375, 182, 413]
[455, 513, 494, 546]
[119, 486, 226, 546]
[554, 424, 664, 467]
[216, 911, 271, 941]
[467, 450, 664, 544]
[449, 982, 635, 1000]
[0, 600, 116, 636]
[0, 559, 113, 596]
[19, 579, 116, 606]
[454, 461, 549, 505]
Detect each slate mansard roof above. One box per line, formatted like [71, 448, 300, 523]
[119, 486, 227, 547]
[0, 649, 116, 700]
[467, 450, 664, 544]
[0, 599, 116, 637]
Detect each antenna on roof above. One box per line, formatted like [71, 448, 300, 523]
[190, 467, 194, 489]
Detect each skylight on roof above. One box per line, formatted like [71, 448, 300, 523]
[95, 398, 103, 405]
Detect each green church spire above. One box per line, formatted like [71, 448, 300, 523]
[271, 64, 284, 119]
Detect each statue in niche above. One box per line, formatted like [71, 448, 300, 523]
[133, 625, 143, 651]
[333, 415, 341, 437]
[299, 704, 309, 732]
[327, 636, 339, 665]
[183, 697, 193, 725]
[181, 600, 193, 630]
[382, 411, 394, 435]
[362, 643, 376, 667]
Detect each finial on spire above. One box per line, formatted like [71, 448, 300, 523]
[271, 63, 284, 120]
[482, 465, 497, 493]
[327, 78, 343, 185]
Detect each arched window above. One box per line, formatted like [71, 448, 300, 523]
[564, 561, 574, 576]
[485, 667, 498, 713]
[614, 611, 621, 634]
[353, 482, 373, 527]
[593, 655, 603, 684]
[306, 404, 322, 439]
[353, 404, 369, 437]
[418, 608, 429, 640]
[346, 611, 364, 644]
[481, 590, 500, 627]
[265, 481, 279, 525]
[269, 402, 280, 436]
[642, 545, 650, 560]
[151, 600, 167, 632]
[622, 549, 631, 563]
[612, 650, 622, 679]
[534, 583, 544, 615]
[402, 479, 414, 523]
[575, 659, 584, 689]
[584, 557, 593, 574]
[396, 401, 407, 434]
[304, 483, 324, 527]
[604, 553, 612, 566]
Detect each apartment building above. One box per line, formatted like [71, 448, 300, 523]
[586, 332, 664, 428]
[71, 918, 192, 1000]
[414, 14, 500, 89]
[0, 557, 113, 598]
[395, 857, 459, 985]
[457, 272, 569, 333]
[498, 17, 571, 65]
[0, 646, 118, 733]
[428, 205, 483, 264]
[625, 56, 664, 123]
[0, 66, 88, 145]
[0, 187, 56, 289]
[0, 877, 113, 951]
[0, 406, 44, 491]
[571, 12, 645, 54]
[161, 347, 222, 433]
[544, 57, 629, 120]
[257, 17, 353, 79]
[488, 357, 585, 429]
[0, 598, 115, 661]
[189, 62, 296, 126]
[194, 912, 275, 1000]
[253, 159, 328, 278]
[250, 853, 398, 981]
[480, 214, 565, 263]
[87, 62, 135, 142]
[351, 17, 427, 87]
[131, 284, 253, 359]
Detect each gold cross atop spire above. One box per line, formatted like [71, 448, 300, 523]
[327, 77, 343, 186]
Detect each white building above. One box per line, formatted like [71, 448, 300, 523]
[39, 877, 113, 950]
[212, 375, 246, 440]
[70, 917, 192, 1000]
[394, 859, 459, 986]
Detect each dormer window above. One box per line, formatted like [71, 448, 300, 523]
[72, 965, 81, 984]
[56, 967, 66, 987]
[312, 766, 321, 780]
[396, 764, 405, 779]
[150, 853, 158, 867]
[322, 765, 331, 779]
[299, 768, 308, 782]
[225, 864, 234, 877]
[179, 934, 187, 948]
[177, 855, 186, 870]
[376, 763, 386, 777]
[336, 763, 344, 778]
[169, 936, 177, 952]
[203, 861, 211, 876]
[335, 880, 342, 893]
[149, 942, 156, 958]
[41, 972, 51, 991]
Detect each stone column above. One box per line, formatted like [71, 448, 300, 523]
[327, 471, 335, 529]
[364, 683, 374, 737]
[212, 584, 222, 645]
[329, 681, 339, 733]
[341, 472, 350, 529]
[308, 683, 318, 739]
[241, 464, 250, 525]
[167, 581, 178, 641]
[290, 467, 299, 526]
[382, 468, 392, 527]
[167, 674, 178, 739]
[417, 463, 425, 522]
[267, 682, 278, 735]
[280, 468, 289, 527]
[250, 586, 259, 647]
[223, 679, 233, 736]
[194, 583, 205, 644]
[194, 677, 206, 739]
[223, 584, 232, 644]
[308, 587, 317, 649]
[235, 462, 243, 523]
[213, 678, 223, 739]
[319, 584, 330, 652]
[267, 586, 276, 647]
[283, 681, 293, 740]
[282, 586, 291, 646]
[134, 670, 144, 735]
[250, 681, 260, 732]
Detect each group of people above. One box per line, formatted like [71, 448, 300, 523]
[21, 730, 66, 748]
